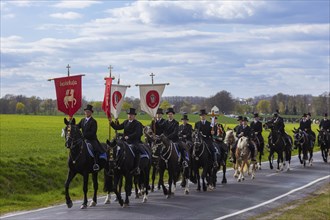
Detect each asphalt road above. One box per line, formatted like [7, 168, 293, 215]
[2, 151, 329, 220]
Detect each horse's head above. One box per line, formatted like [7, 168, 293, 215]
[224, 129, 236, 145]
[63, 118, 83, 149]
[263, 120, 274, 130]
[192, 131, 203, 151]
[237, 136, 249, 157]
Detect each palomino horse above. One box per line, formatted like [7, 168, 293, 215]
[234, 137, 257, 182]
[293, 129, 314, 167]
[191, 132, 213, 191]
[317, 129, 330, 162]
[63, 118, 106, 209]
[264, 121, 291, 171]
[156, 134, 188, 197]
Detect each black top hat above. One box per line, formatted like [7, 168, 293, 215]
[273, 112, 278, 117]
[84, 104, 94, 113]
[199, 109, 207, 116]
[307, 112, 311, 116]
[302, 113, 307, 117]
[181, 114, 189, 120]
[325, 113, 328, 117]
[253, 113, 259, 118]
[166, 107, 175, 114]
[127, 108, 137, 115]
[243, 117, 249, 122]
[156, 108, 164, 114]
[237, 115, 243, 121]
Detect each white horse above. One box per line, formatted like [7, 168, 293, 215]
[234, 137, 257, 182]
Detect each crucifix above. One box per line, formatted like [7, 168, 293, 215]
[108, 65, 113, 78]
[150, 73, 155, 84]
[66, 64, 71, 76]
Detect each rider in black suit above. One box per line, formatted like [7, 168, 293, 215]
[250, 113, 264, 156]
[151, 108, 166, 135]
[194, 109, 218, 167]
[78, 104, 105, 171]
[110, 108, 143, 175]
[236, 117, 256, 161]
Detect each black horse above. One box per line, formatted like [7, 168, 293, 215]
[191, 132, 213, 191]
[250, 129, 264, 170]
[105, 137, 134, 207]
[63, 118, 106, 209]
[157, 134, 182, 198]
[212, 140, 228, 187]
[293, 128, 314, 167]
[317, 129, 330, 162]
[263, 121, 286, 171]
[143, 126, 162, 192]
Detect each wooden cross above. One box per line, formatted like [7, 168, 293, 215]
[66, 64, 71, 76]
[150, 73, 155, 84]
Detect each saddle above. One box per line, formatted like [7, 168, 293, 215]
[85, 141, 107, 160]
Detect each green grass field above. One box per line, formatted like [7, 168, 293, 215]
[0, 114, 321, 215]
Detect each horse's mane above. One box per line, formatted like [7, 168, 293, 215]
[224, 130, 236, 145]
[237, 137, 249, 150]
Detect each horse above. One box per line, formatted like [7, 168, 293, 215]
[191, 132, 213, 191]
[63, 118, 106, 209]
[156, 134, 184, 198]
[234, 137, 257, 182]
[105, 135, 146, 207]
[143, 126, 162, 192]
[317, 129, 330, 162]
[212, 139, 228, 186]
[250, 130, 264, 170]
[293, 129, 314, 167]
[264, 120, 291, 171]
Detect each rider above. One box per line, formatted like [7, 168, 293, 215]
[318, 113, 330, 145]
[250, 113, 264, 156]
[78, 104, 105, 171]
[109, 108, 143, 175]
[161, 108, 188, 168]
[298, 113, 315, 147]
[272, 110, 291, 149]
[194, 109, 218, 167]
[236, 117, 256, 162]
[230, 116, 243, 163]
[212, 116, 226, 142]
[151, 108, 166, 136]
[179, 114, 193, 144]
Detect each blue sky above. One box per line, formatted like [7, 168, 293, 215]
[1, 0, 329, 101]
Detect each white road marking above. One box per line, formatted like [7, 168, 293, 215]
[213, 175, 330, 220]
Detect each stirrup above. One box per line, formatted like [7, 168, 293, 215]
[93, 164, 100, 171]
[182, 161, 188, 168]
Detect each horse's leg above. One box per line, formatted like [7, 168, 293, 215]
[89, 172, 98, 207]
[201, 166, 208, 191]
[159, 167, 167, 196]
[167, 169, 173, 198]
[134, 175, 140, 199]
[222, 164, 227, 184]
[195, 166, 201, 191]
[142, 166, 150, 203]
[298, 147, 303, 164]
[114, 175, 124, 206]
[124, 174, 133, 207]
[268, 150, 274, 170]
[151, 165, 156, 192]
[81, 173, 89, 209]
[309, 147, 314, 166]
[64, 170, 76, 208]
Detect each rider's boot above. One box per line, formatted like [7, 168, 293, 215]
[93, 151, 100, 171]
[132, 151, 141, 175]
[213, 152, 219, 168]
[250, 145, 256, 162]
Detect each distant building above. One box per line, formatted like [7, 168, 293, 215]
[210, 106, 219, 114]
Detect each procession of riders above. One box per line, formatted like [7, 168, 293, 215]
[79, 104, 330, 183]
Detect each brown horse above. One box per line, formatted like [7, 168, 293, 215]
[234, 137, 257, 182]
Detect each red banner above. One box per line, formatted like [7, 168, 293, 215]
[102, 77, 113, 118]
[54, 75, 82, 117]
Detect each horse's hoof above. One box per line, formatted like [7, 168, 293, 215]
[123, 203, 129, 208]
[222, 179, 227, 184]
[89, 201, 96, 207]
[166, 195, 170, 199]
[184, 189, 189, 195]
[67, 201, 73, 209]
[80, 204, 87, 209]
[238, 179, 241, 182]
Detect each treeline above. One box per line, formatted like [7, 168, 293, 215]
[0, 91, 329, 117]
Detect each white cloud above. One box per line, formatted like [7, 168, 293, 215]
[50, 12, 82, 20]
[52, 0, 101, 9]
